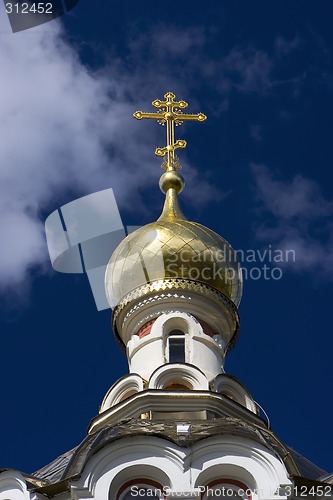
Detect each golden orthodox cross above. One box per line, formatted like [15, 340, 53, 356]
[133, 92, 207, 171]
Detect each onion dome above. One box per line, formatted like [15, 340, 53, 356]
[104, 92, 242, 348]
[105, 170, 242, 310]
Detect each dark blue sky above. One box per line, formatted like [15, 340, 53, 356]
[0, 0, 332, 475]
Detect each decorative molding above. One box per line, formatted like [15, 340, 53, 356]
[0, 471, 31, 500]
[114, 279, 238, 325]
[112, 281, 240, 351]
[88, 390, 266, 435]
[100, 374, 144, 413]
[214, 374, 258, 414]
[191, 436, 292, 500]
[148, 364, 209, 391]
[68, 435, 291, 500]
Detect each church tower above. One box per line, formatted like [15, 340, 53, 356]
[1, 93, 332, 500]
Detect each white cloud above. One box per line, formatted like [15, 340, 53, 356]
[129, 25, 206, 59]
[252, 164, 333, 219]
[124, 27, 288, 99]
[0, 13, 221, 292]
[274, 36, 301, 57]
[0, 15, 116, 287]
[250, 124, 262, 142]
[0, 7, 317, 293]
[222, 47, 273, 94]
[251, 164, 333, 279]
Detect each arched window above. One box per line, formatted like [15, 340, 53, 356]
[167, 329, 185, 363]
[117, 479, 166, 499]
[201, 479, 252, 500]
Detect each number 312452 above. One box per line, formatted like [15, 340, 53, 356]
[5, 3, 53, 14]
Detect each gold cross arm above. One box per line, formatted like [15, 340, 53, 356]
[133, 110, 207, 123]
[133, 92, 207, 170]
[155, 139, 187, 158]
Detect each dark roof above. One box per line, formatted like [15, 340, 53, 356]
[289, 448, 327, 481]
[28, 416, 330, 495]
[31, 447, 79, 484]
[319, 474, 333, 485]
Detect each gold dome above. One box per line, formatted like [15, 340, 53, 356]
[105, 181, 242, 310]
[105, 92, 242, 315]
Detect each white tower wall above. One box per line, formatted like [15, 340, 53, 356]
[127, 312, 224, 382]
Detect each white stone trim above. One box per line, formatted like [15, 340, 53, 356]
[113, 473, 166, 499]
[88, 391, 265, 434]
[148, 364, 209, 391]
[0, 471, 31, 500]
[214, 374, 258, 414]
[117, 289, 238, 349]
[69, 435, 291, 500]
[127, 312, 226, 382]
[190, 436, 291, 500]
[71, 438, 185, 500]
[100, 374, 144, 413]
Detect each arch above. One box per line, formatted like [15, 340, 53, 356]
[214, 374, 258, 413]
[167, 329, 186, 363]
[162, 317, 189, 364]
[149, 364, 209, 391]
[127, 311, 226, 382]
[201, 478, 253, 500]
[74, 436, 185, 499]
[161, 315, 191, 337]
[111, 467, 168, 499]
[195, 464, 256, 494]
[191, 435, 292, 499]
[100, 374, 144, 413]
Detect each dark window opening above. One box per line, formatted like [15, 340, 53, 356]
[168, 329, 185, 363]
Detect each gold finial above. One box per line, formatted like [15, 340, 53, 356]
[133, 91, 207, 171]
